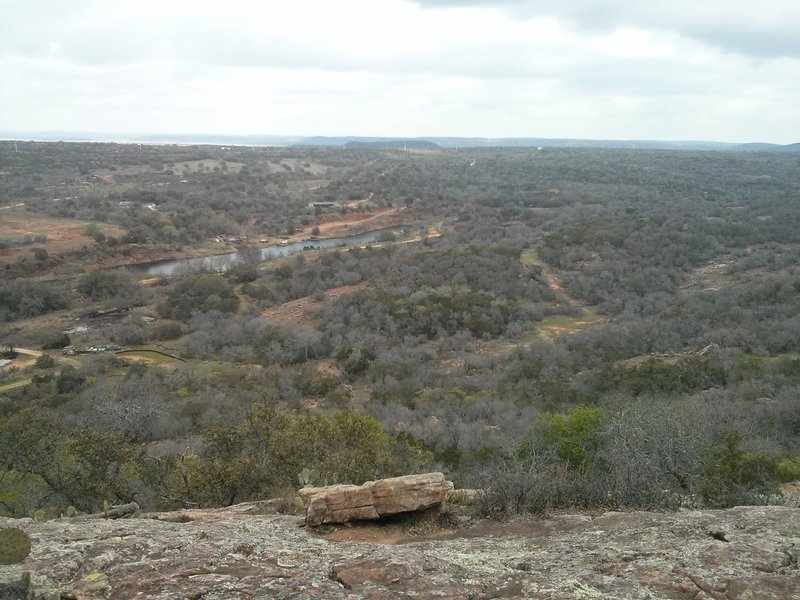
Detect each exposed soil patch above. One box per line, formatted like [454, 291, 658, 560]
[780, 481, 800, 507]
[0, 378, 32, 392]
[115, 349, 185, 366]
[616, 343, 718, 368]
[262, 284, 367, 323]
[681, 258, 734, 292]
[531, 312, 608, 341]
[0, 212, 125, 263]
[9, 347, 80, 368]
[313, 512, 590, 546]
[323, 284, 367, 300]
[315, 360, 341, 378]
[262, 296, 319, 323]
[310, 208, 402, 238]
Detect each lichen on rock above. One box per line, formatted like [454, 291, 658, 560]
[0, 505, 797, 599]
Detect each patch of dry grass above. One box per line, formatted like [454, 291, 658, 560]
[0, 211, 125, 261]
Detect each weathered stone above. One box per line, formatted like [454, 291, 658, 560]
[330, 558, 417, 590]
[726, 575, 798, 599]
[298, 472, 454, 526]
[101, 501, 139, 519]
[0, 504, 796, 599]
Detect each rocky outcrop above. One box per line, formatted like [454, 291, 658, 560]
[298, 472, 454, 526]
[0, 504, 798, 599]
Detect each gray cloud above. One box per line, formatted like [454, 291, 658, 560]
[413, 0, 800, 58]
[0, 0, 798, 142]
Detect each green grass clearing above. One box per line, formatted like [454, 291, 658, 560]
[277, 158, 329, 175]
[520, 248, 544, 268]
[288, 179, 331, 192]
[171, 159, 244, 174]
[526, 311, 607, 342]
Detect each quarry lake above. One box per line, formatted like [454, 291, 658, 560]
[127, 227, 404, 276]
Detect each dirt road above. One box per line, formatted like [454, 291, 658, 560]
[12, 347, 80, 367]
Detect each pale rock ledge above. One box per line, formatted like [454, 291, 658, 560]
[298, 472, 454, 526]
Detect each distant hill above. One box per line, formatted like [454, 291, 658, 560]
[776, 142, 800, 152]
[422, 137, 739, 150]
[344, 140, 441, 149]
[0, 131, 306, 147]
[295, 136, 800, 151]
[731, 142, 784, 151]
[1, 131, 797, 152]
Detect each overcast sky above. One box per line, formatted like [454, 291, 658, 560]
[2, 0, 799, 143]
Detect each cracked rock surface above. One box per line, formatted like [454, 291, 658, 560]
[0, 504, 797, 599]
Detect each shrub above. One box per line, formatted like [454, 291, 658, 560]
[775, 457, 800, 483]
[224, 263, 258, 284]
[153, 321, 183, 341]
[700, 431, 781, 508]
[56, 366, 86, 394]
[34, 354, 55, 369]
[182, 404, 412, 507]
[0, 280, 69, 318]
[111, 317, 149, 346]
[76, 271, 135, 301]
[41, 332, 70, 350]
[158, 275, 239, 321]
[476, 451, 618, 517]
[0, 409, 144, 514]
[593, 356, 726, 397]
[532, 406, 607, 472]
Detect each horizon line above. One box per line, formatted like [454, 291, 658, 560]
[0, 131, 797, 148]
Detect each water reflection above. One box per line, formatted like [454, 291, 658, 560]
[128, 227, 403, 276]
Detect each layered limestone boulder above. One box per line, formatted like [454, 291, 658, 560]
[298, 472, 454, 526]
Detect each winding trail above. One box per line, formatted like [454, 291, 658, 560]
[0, 348, 81, 395]
[0, 378, 31, 392]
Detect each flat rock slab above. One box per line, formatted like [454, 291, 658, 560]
[299, 473, 454, 526]
[0, 505, 798, 599]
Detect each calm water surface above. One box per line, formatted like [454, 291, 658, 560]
[128, 227, 403, 276]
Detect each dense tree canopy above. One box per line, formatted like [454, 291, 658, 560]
[1, 142, 798, 517]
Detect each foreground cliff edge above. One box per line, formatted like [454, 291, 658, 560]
[0, 502, 797, 599]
